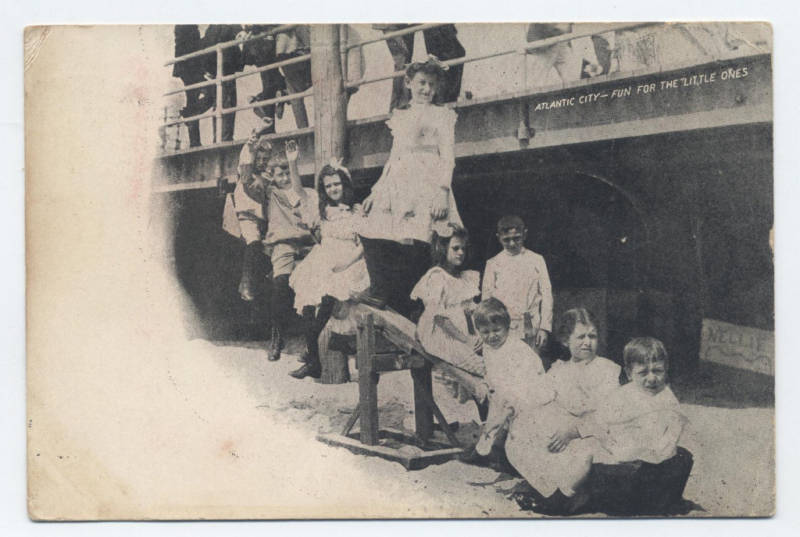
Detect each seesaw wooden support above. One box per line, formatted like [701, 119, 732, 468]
[318, 305, 484, 470]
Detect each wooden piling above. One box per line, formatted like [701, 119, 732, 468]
[310, 25, 347, 186]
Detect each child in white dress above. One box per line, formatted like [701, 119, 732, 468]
[545, 308, 622, 434]
[357, 57, 462, 318]
[288, 160, 369, 379]
[473, 299, 594, 512]
[411, 227, 485, 379]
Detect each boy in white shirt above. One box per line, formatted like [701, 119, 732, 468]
[482, 215, 553, 351]
[575, 337, 693, 515]
[578, 337, 688, 466]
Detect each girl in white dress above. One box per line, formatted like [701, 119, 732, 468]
[288, 160, 369, 379]
[500, 307, 622, 513]
[411, 227, 485, 379]
[357, 56, 462, 318]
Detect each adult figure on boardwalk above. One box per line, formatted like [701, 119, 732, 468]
[202, 24, 244, 142]
[241, 25, 288, 136]
[373, 24, 466, 111]
[172, 25, 212, 148]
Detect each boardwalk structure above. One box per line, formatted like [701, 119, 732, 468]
[152, 23, 773, 375]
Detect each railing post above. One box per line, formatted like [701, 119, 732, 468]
[517, 48, 531, 143]
[214, 45, 223, 144]
[311, 24, 347, 187]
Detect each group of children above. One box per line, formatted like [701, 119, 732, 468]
[224, 56, 690, 514]
[471, 301, 689, 514]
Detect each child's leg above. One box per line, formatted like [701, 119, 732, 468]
[476, 397, 513, 456]
[388, 240, 431, 318]
[269, 274, 293, 361]
[290, 296, 337, 379]
[473, 396, 489, 422]
[238, 220, 265, 300]
[314, 295, 337, 335]
[359, 237, 431, 317]
[268, 243, 299, 361]
[358, 237, 394, 307]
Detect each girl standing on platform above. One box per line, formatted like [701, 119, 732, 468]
[288, 160, 369, 379]
[356, 56, 462, 318]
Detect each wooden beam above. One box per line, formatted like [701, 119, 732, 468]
[351, 304, 486, 398]
[310, 24, 347, 185]
[356, 313, 379, 445]
[341, 407, 360, 436]
[411, 362, 434, 443]
[373, 352, 426, 372]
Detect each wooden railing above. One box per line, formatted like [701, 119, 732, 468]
[160, 23, 658, 153]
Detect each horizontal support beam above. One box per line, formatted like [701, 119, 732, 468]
[165, 24, 300, 66]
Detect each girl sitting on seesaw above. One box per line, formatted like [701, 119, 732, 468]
[410, 227, 488, 411]
[288, 159, 369, 379]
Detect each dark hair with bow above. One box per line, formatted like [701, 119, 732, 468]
[316, 159, 355, 220]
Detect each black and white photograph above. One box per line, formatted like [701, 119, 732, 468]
[22, 15, 779, 522]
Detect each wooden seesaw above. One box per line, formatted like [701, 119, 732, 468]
[317, 304, 485, 470]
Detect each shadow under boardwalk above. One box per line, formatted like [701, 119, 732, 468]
[672, 361, 774, 409]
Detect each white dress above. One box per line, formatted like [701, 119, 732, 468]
[478, 339, 581, 497]
[547, 356, 622, 417]
[360, 104, 462, 244]
[289, 204, 369, 313]
[503, 356, 622, 497]
[410, 267, 484, 376]
[577, 383, 687, 465]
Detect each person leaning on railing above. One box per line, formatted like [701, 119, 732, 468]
[373, 24, 465, 111]
[241, 25, 288, 136]
[269, 25, 365, 129]
[172, 25, 213, 148]
[275, 25, 312, 129]
[526, 24, 607, 86]
[201, 24, 245, 142]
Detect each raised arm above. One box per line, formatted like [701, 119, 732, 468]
[481, 260, 495, 301]
[284, 139, 307, 201]
[430, 108, 457, 219]
[237, 131, 258, 185]
[538, 255, 554, 333]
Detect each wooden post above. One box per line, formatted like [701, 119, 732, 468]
[310, 25, 347, 187]
[411, 362, 434, 443]
[214, 45, 223, 144]
[357, 314, 379, 445]
[319, 324, 350, 384]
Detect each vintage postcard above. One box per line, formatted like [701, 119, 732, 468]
[26, 22, 774, 519]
